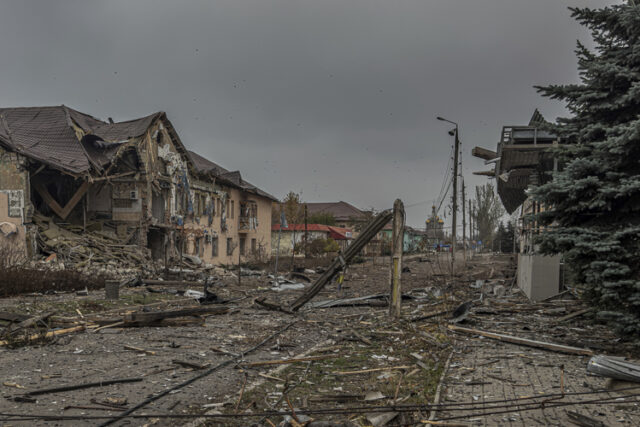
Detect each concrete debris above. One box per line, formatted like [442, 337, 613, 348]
[271, 283, 306, 291]
[34, 213, 152, 277]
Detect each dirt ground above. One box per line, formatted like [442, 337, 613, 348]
[0, 253, 638, 426]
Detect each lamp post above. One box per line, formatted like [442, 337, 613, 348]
[437, 116, 460, 275]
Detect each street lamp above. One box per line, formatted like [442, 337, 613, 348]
[437, 116, 460, 274]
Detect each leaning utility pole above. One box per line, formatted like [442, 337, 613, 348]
[461, 177, 467, 263]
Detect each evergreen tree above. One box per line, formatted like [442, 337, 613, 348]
[532, 3, 640, 334]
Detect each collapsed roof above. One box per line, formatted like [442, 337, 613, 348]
[0, 106, 165, 174]
[0, 105, 275, 200]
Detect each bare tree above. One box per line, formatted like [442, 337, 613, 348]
[472, 183, 504, 248]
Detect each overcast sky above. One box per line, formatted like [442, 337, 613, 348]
[0, 0, 617, 227]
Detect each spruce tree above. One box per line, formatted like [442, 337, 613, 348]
[532, 2, 640, 334]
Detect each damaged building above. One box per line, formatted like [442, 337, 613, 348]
[473, 109, 560, 301]
[0, 106, 276, 270]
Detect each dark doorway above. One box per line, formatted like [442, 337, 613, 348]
[147, 227, 165, 260]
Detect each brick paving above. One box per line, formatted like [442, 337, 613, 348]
[436, 336, 640, 426]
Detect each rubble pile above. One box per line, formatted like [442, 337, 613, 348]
[33, 214, 153, 277]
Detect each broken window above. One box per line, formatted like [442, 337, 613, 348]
[193, 193, 199, 217]
[197, 237, 204, 257]
[211, 236, 218, 257]
[239, 201, 259, 230]
[226, 237, 233, 255]
[239, 237, 246, 256]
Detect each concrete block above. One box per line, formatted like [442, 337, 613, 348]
[517, 254, 561, 301]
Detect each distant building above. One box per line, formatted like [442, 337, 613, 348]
[305, 201, 368, 229]
[271, 223, 352, 255]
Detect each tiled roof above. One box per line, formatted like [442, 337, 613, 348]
[305, 201, 366, 221]
[0, 106, 92, 173]
[189, 150, 277, 201]
[0, 105, 162, 174]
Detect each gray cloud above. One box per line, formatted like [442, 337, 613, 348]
[0, 0, 616, 227]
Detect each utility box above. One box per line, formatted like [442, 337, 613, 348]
[517, 254, 561, 301]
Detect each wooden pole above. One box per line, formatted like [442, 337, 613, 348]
[389, 199, 405, 318]
[448, 324, 594, 356]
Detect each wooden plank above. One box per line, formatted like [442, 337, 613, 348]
[7, 311, 56, 332]
[473, 170, 495, 177]
[333, 365, 412, 375]
[32, 180, 90, 220]
[556, 308, 590, 323]
[0, 325, 85, 347]
[244, 355, 338, 367]
[448, 325, 594, 356]
[0, 311, 30, 323]
[122, 306, 229, 325]
[471, 146, 497, 161]
[32, 180, 66, 219]
[60, 181, 90, 219]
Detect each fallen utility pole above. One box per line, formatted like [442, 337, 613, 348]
[448, 325, 594, 356]
[389, 199, 405, 318]
[288, 209, 394, 311]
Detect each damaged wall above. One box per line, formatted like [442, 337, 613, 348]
[0, 107, 274, 268]
[0, 146, 31, 258]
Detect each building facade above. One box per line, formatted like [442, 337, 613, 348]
[0, 106, 275, 267]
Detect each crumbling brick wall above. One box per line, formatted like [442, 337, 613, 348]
[0, 146, 33, 260]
